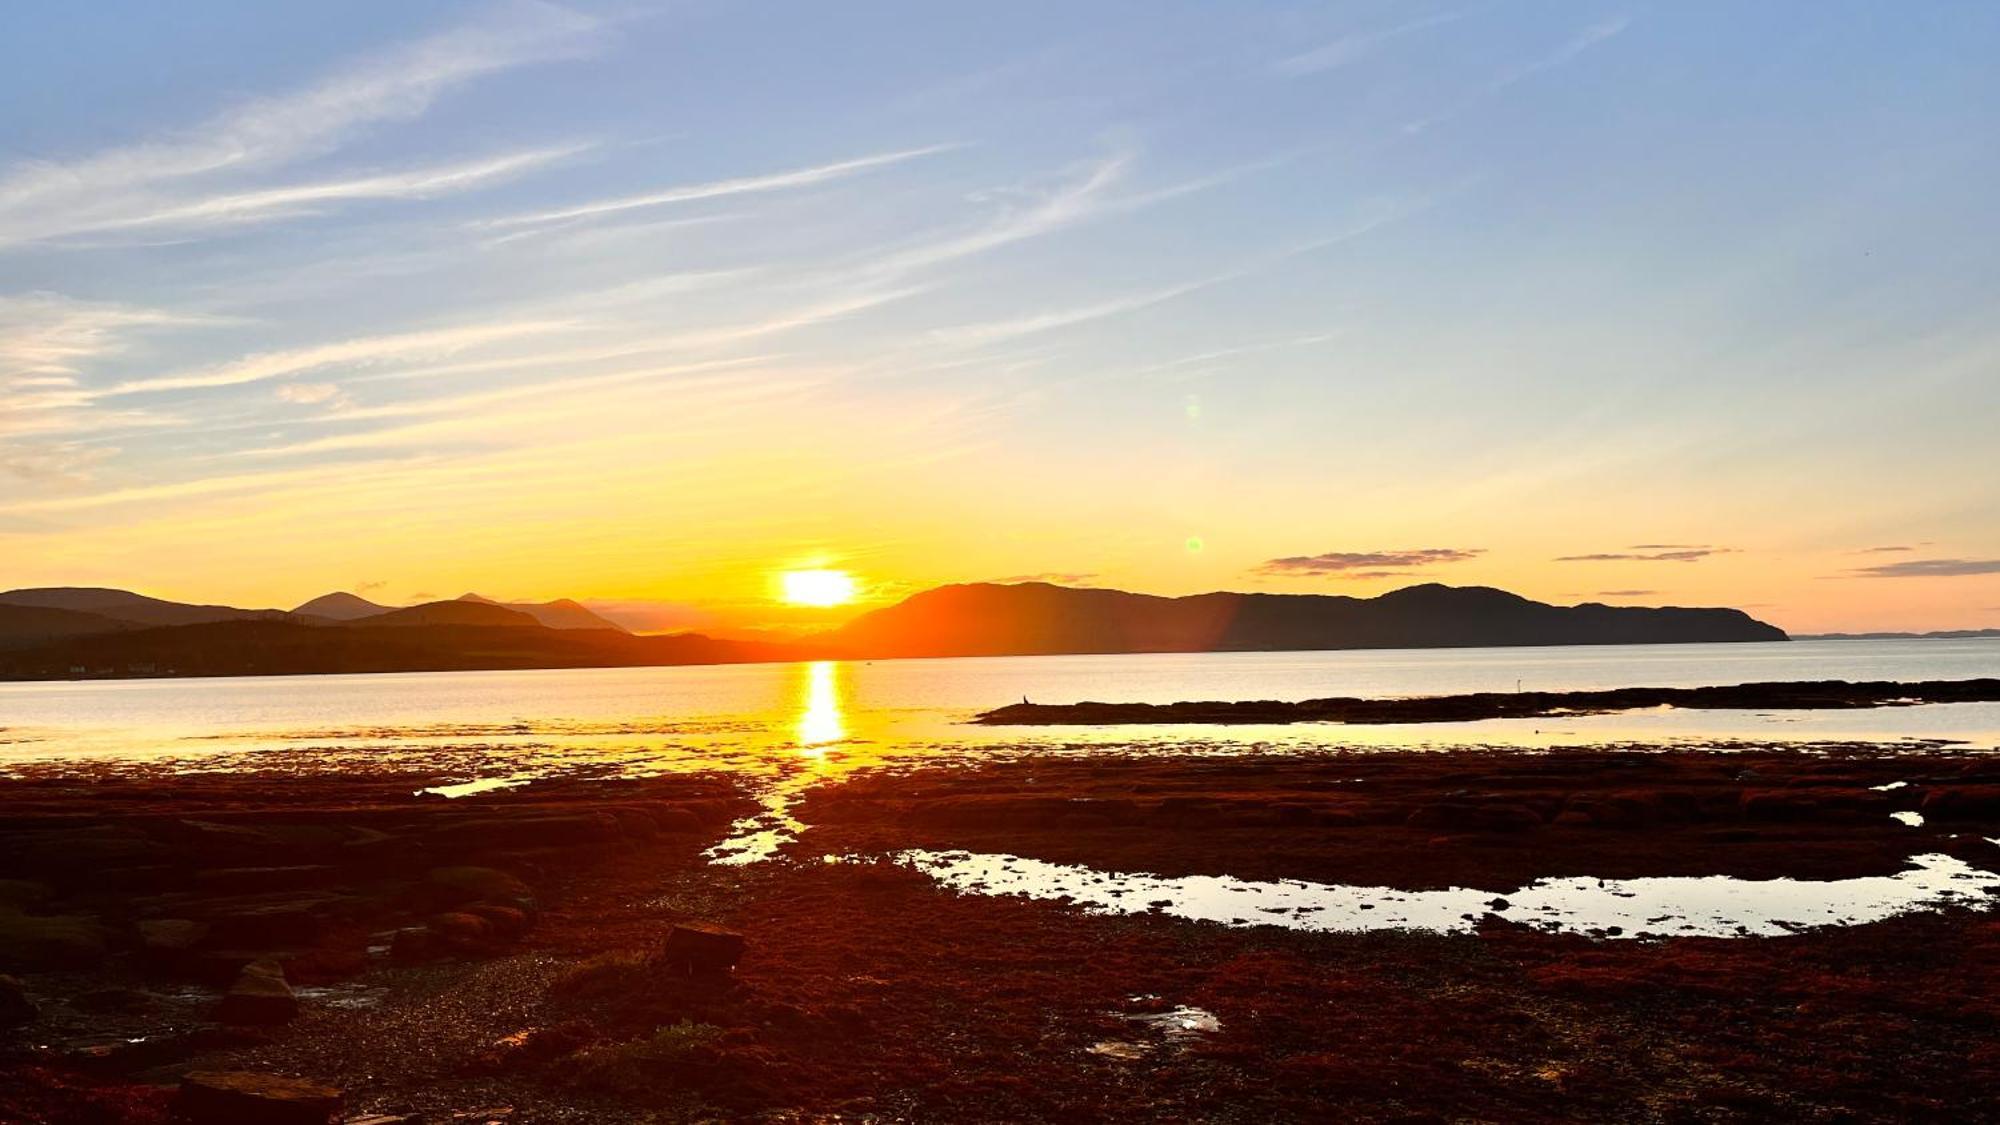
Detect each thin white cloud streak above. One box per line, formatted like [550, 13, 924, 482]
[232, 358, 820, 461]
[87, 146, 589, 235]
[0, 1, 600, 246]
[928, 279, 1216, 347]
[1274, 10, 1468, 76]
[103, 320, 579, 397]
[852, 151, 1132, 282]
[1406, 16, 1632, 133]
[482, 144, 959, 229]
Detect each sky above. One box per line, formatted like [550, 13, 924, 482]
[1, 1, 1997, 636]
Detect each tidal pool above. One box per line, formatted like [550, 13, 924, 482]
[894, 848, 2000, 940]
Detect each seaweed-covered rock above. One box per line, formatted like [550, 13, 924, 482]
[216, 959, 299, 1026]
[662, 922, 745, 975]
[174, 1070, 341, 1124]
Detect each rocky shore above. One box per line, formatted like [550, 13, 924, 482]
[2, 744, 1998, 1121]
[975, 676, 2000, 725]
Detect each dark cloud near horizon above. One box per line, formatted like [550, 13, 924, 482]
[1556, 545, 1730, 563]
[1254, 548, 1484, 578]
[1597, 589, 1658, 596]
[1849, 558, 2000, 579]
[1855, 545, 1915, 554]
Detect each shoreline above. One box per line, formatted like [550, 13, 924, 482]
[976, 676, 2000, 725]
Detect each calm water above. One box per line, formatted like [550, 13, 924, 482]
[2, 638, 1998, 772]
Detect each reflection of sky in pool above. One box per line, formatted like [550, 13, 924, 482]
[895, 848, 2000, 940]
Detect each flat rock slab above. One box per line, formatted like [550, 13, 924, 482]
[175, 1070, 342, 1124]
[217, 958, 299, 1025]
[662, 922, 745, 974]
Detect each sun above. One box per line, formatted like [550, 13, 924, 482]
[779, 568, 858, 607]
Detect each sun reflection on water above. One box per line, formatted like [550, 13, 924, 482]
[794, 660, 846, 753]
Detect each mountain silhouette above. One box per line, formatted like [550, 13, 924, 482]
[0, 580, 1787, 681]
[457, 593, 629, 632]
[291, 591, 394, 620]
[349, 600, 541, 628]
[819, 582, 1787, 658]
[0, 587, 287, 628]
[0, 604, 139, 649]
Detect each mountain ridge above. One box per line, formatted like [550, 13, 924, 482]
[0, 580, 1789, 680]
[818, 581, 1788, 657]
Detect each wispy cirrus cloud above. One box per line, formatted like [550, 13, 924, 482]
[102, 319, 578, 397]
[1274, 10, 1467, 77]
[0, 2, 599, 247]
[928, 278, 1213, 347]
[1849, 558, 2000, 579]
[1555, 545, 1730, 563]
[1256, 548, 1484, 578]
[1405, 16, 1630, 134]
[482, 144, 958, 229]
[88, 146, 588, 237]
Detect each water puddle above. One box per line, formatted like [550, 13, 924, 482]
[895, 849, 2000, 939]
[417, 775, 535, 799]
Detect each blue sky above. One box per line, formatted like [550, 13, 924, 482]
[1, 1, 1997, 632]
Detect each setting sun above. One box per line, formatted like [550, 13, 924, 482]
[779, 568, 859, 607]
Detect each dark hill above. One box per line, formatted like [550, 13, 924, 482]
[0, 587, 284, 628]
[458, 593, 629, 632]
[0, 605, 138, 649]
[0, 617, 794, 680]
[292, 591, 394, 620]
[346, 600, 540, 629]
[820, 582, 1787, 658]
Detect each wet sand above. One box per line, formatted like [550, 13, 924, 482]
[3, 745, 1999, 1121]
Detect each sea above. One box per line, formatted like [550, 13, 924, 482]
[3, 637, 1997, 774]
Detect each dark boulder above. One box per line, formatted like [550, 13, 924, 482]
[174, 1070, 341, 1124]
[216, 959, 299, 1026]
[661, 922, 745, 975]
[0, 972, 34, 1028]
[138, 917, 210, 974]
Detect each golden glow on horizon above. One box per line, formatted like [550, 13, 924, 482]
[779, 568, 858, 607]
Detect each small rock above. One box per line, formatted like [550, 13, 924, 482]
[175, 1071, 342, 1124]
[0, 907, 109, 970]
[206, 898, 335, 947]
[661, 922, 745, 975]
[388, 927, 435, 963]
[217, 959, 300, 1026]
[0, 972, 35, 1027]
[138, 917, 210, 974]
[426, 867, 534, 910]
[426, 912, 494, 953]
[463, 904, 530, 940]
